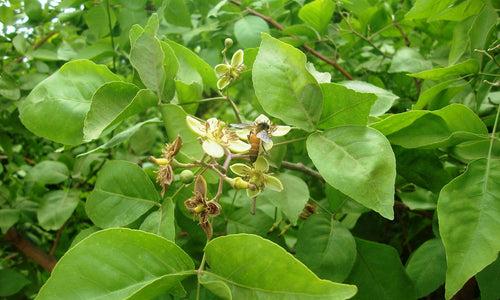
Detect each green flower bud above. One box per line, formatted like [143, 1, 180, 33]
[180, 169, 195, 184]
[224, 38, 233, 49]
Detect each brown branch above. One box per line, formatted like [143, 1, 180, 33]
[15, 31, 57, 63]
[49, 220, 68, 256]
[5, 228, 57, 272]
[392, 15, 410, 47]
[229, 0, 354, 80]
[280, 161, 325, 183]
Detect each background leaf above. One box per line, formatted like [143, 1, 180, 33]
[437, 158, 500, 299]
[295, 214, 357, 282]
[38, 190, 79, 231]
[140, 197, 176, 242]
[476, 257, 500, 300]
[36, 228, 194, 300]
[298, 0, 335, 34]
[19, 60, 120, 145]
[307, 126, 396, 219]
[338, 81, 398, 117]
[202, 234, 357, 299]
[345, 238, 417, 300]
[408, 59, 479, 80]
[253, 33, 323, 131]
[86, 160, 160, 228]
[26, 161, 69, 185]
[234, 16, 270, 48]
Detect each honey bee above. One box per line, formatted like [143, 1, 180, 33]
[232, 122, 271, 162]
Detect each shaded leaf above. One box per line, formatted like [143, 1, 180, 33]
[38, 190, 79, 231]
[234, 16, 270, 48]
[26, 161, 69, 185]
[408, 59, 479, 80]
[338, 81, 398, 117]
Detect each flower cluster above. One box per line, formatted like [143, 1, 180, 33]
[215, 49, 246, 90]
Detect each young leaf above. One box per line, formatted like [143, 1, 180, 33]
[405, 238, 446, 298]
[202, 234, 357, 299]
[86, 160, 160, 228]
[307, 126, 396, 220]
[319, 82, 377, 129]
[19, 60, 120, 145]
[345, 238, 417, 299]
[437, 158, 500, 299]
[298, 0, 335, 34]
[36, 228, 194, 300]
[408, 59, 479, 80]
[253, 33, 323, 132]
[295, 214, 357, 283]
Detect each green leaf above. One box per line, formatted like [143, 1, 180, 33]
[0, 209, 20, 234]
[26, 161, 69, 185]
[295, 214, 357, 282]
[253, 33, 323, 131]
[398, 187, 437, 211]
[298, 0, 335, 34]
[234, 16, 270, 48]
[164, 0, 192, 27]
[166, 39, 218, 91]
[84, 3, 116, 38]
[469, 1, 497, 64]
[389, 47, 433, 74]
[173, 80, 201, 114]
[202, 234, 357, 299]
[24, 0, 43, 21]
[36, 228, 194, 300]
[19, 60, 120, 145]
[437, 158, 500, 299]
[319, 82, 376, 129]
[307, 126, 396, 220]
[449, 17, 473, 65]
[159, 104, 203, 161]
[476, 257, 500, 300]
[405, 0, 484, 21]
[140, 197, 176, 242]
[0, 269, 30, 297]
[86, 160, 160, 228]
[345, 238, 416, 300]
[259, 173, 309, 226]
[338, 80, 398, 117]
[370, 104, 487, 148]
[84, 84, 157, 141]
[226, 207, 275, 236]
[79, 118, 162, 156]
[405, 238, 446, 298]
[408, 59, 479, 80]
[413, 78, 467, 110]
[38, 190, 80, 231]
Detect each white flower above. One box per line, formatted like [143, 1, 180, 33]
[214, 49, 246, 90]
[186, 116, 250, 158]
[235, 114, 291, 151]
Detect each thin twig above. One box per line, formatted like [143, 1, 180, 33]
[225, 90, 242, 123]
[49, 220, 68, 256]
[229, 0, 354, 80]
[15, 31, 57, 63]
[105, 0, 116, 72]
[280, 161, 325, 183]
[342, 13, 391, 58]
[272, 136, 308, 147]
[392, 15, 410, 47]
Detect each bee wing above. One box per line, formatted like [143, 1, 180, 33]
[256, 130, 271, 143]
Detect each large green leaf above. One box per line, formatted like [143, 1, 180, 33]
[38, 190, 79, 231]
[307, 126, 396, 220]
[345, 239, 416, 300]
[259, 173, 309, 226]
[370, 104, 487, 148]
[234, 16, 269, 48]
[36, 228, 194, 300]
[437, 158, 500, 299]
[405, 238, 446, 298]
[19, 60, 120, 145]
[298, 0, 335, 34]
[253, 33, 323, 132]
[201, 234, 357, 299]
[295, 214, 356, 282]
[83, 82, 157, 141]
[319, 82, 376, 129]
[86, 160, 161, 228]
[140, 197, 176, 242]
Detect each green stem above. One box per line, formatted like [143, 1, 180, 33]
[104, 0, 116, 72]
[196, 252, 208, 300]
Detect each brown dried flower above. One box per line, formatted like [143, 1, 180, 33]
[150, 135, 182, 197]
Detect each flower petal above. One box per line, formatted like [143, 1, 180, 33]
[186, 116, 206, 137]
[254, 156, 269, 172]
[230, 163, 251, 176]
[194, 175, 208, 196]
[262, 140, 273, 151]
[235, 128, 250, 140]
[228, 139, 251, 153]
[215, 64, 230, 76]
[247, 187, 261, 198]
[272, 125, 291, 136]
[254, 114, 270, 124]
[203, 140, 225, 158]
[265, 175, 283, 191]
[231, 49, 244, 67]
[217, 76, 231, 90]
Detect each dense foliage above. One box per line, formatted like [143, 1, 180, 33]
[0, 0, 499, 299]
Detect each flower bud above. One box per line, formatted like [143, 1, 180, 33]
[224, 38, 233, 49]
[180, 169, 195, 184]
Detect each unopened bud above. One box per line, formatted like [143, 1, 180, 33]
[224, 38, 233, 49]
[149, 156, 169, 165]
[180, 169, 195, 184]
